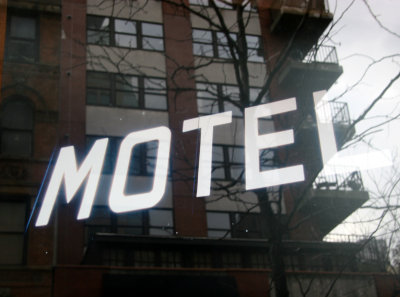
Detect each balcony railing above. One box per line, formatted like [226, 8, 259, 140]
[313, 170, 364, 191]
[303, 45, 339, 64]
[271, 0, 329, 11]
[330, 101, 351, 125]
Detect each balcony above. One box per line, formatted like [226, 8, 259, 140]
[278, 45, 343, 93]
[330, 101, 356, 149]
[269, 0, 333, 53]
[300, 171, 369, 237]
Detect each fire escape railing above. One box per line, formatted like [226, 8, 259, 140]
[313, 170, 364, 192]
[303, 45, 339, 64]
[329, 101, 351, 125]
[273, 0, 329, 11]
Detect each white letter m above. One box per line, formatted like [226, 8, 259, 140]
[35, 139, 108, 227]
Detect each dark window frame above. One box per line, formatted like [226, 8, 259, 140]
[5, 12, 39, 63]
[85, 206, 174, 243]
[87, 15, 165, 52]
[86, 135, 161, 177]
[0, 97, 35, 158]
[196, 82, 268, 117]
[0, 196, 30, 266]
[86, 71, 168, 111]
[192, 28, 263, 62]
[206, 210, 264, 239]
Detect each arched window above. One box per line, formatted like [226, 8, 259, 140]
[0, 97, 34, 157]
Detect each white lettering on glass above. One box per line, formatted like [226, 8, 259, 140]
[35, 138, 108, 226]
[244, 98, 305, 190]
[183, 111, 232, 197]
[109, 126, 171, 213]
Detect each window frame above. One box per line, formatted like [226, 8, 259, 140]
[206, 211, 264, 239]
[192, 28, 263, 62]
[86, 71, 168, 111]
[0, 97, 35, 158]
[5, 12, 39, 63]
[196, 82, 267, 117]
[87, 15, 165, 52]
[85, 206, 174, 243]
[86, 135, 160, 177]
[0, 196, 30, 265]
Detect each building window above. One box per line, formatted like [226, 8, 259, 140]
[207, 211, 263, 239]
[86, 136, 159, 176]
[85, 206, 174, 242]
[192, 29, 263, 62]
[196, 82, 266, 116]
[0, 98, 34, 157]
[189, 0, 256, 11]
[87, 16, 164, 51]
[6, 14, 38, 63]
[87, 71, 167, 110]
[0, 199, 28, 265]
[211, 144, 273, 181]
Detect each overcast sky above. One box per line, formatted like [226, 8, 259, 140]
[322, 0, 400, 238]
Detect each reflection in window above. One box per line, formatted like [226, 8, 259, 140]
[207, 211, 264, 239]
[87, 16, 164, 51]
[6, 15, 37, 62]
[196, 82, 267, 116]
[85, 206, 174, 243]
[0, 98, 34, 157]
[192, 29, 263, 62]
[0, 200, 27, 265]
[86, 72, 167, 110]
[86, 136, 158, 176]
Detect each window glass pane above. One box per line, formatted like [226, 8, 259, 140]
[144, 78, 166, 94]
[216, 32, 236, 45]
[228, 147, 244, 163]
[0, 234, 24, 264]
[217, 45, 232, 58]
[222, 85, 240, 100]
[223, 101, 242, 116]
[87, 16, 110, 31]
[207, 212, 231, 229]
[213, 146, 224, 162]
[118, 211, 143, 226]
[87, 30, 110, 45]
[116, 75, 138, 91]
[197, 83, 218, 98]
[115, 19, 136, 33]
[86, 90, 111, 106]
[149, 228, 173, 236]
[142, 23, 163, 37]
[146, 140, 159, 158]
[193, 43, 214, 57]
[0, 203, 26, 232]
[116, 91, 139, 108]
[143, 37, 164, 51]
[192, 29, 212, 43]
[115, 34, 137, 48]
[1, 101, 33, 129]
[86, 207, 111, 225]
[7, 40, 35, 62]
[145, 94, 167, 110]
[208, 230, 231, 238]
[1, 131, 32, 156]
[87, 72, 111, 88]
[230, 165, 244, 180]
[149, 209, 173, 227]
[197, 99, 219, 114]
[212, 165, 225, 179]
[10, 16, 36, 39]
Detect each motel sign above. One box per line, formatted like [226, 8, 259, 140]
[36, 94, 335, 227]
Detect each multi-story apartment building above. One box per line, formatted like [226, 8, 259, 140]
[0, 0, 397, 296]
